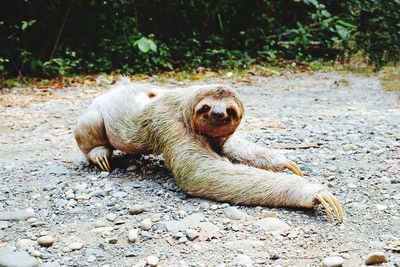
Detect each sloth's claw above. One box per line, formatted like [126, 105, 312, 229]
[285, 161, 304, 176]
[315, 191, 344, 223]
[96, 156, 111, 172]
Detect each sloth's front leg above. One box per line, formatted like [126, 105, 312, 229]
[222, 133, 303, 176]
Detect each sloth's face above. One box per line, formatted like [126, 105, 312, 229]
[193, 96, 243, 138]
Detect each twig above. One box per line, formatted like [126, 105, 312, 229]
[49, 0, 74, 61]
[272, 142, 327, 150]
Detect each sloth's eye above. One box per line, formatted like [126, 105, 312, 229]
[227, 108, 237, 118]
[200, 105, 210, 112]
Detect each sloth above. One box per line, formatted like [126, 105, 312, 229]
[74, 78, 344, 223]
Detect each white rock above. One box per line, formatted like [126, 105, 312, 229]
[128, 229, 139, 243]
[185, 229, 199, 241]
[322, 256, 344, 267]
[129, 205, 145, 215]
[106, 213, 117, 222]
[146, 255, 159, 266]
[232, 254, 253, 266]
[254, 218, 290, 231]
[140, 218, 152, 231]
[37, 236, 55, 247]
[68, 242, 84, 251]
[224, 207, 249, 220]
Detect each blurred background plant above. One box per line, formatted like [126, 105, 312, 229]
[0, 0, 399, 77]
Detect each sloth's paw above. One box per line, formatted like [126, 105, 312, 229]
[96, 155, 112, 173]
[314, 190, 344, 223]
[278, 160, 304, 177]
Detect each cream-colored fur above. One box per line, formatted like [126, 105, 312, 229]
[74, 79, 343, 221]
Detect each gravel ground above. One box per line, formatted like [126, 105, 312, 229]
[0, 72, 399, 267]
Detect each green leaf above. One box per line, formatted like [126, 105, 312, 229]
[137, 37, 157, 53]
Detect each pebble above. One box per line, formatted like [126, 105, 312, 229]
[163, 213, 205, 233]
[146, 256, 159, 266]
[37, 236, 55, 247]
[106, 213, 117, 222]
[322, 256, 344, 267]
[140, 218, 152, 231]
[94, 220, 108, 228]
[232, 254, 253, 267]
[224, 207, 249, 220]
[185, 229, 199, 241]
[0, 247, 39, 267]
[128, 229, 139, 243]
[107, 237, 118, 244]
[0, 221, 9, 229]
[365, 252, 388, 265]
[254, 218, 290, 231]
[0, 210, 35, 221]
[68, 242, 84, 251]
[129, 205, 145, 215]
[261, 210, 278, 218]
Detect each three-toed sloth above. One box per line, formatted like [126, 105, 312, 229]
[74, 78, 343, 222]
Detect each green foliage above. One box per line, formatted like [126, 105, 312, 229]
[0, 0, 398, 77]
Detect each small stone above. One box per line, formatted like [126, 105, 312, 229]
[129, 205, 145, 215]
[87, 255, 96, 263]
[37, 236, 55, 247]
[68, 242, 84, 251]
[106, 213, 117, 222]
[94, 220, 108, 228]
[322, 256, 344, 267]
[0, 221, 9, 229]
[128, 229, 139, 243]
[146, 255, 159, 266]
[107, 237, 118, 244]
[232, 254, 252, 267]
[0, 210, 35, 221]
[261, 210, 278, 218]
[100, 171, 109, 177]
[365, 252, 388, 265]
[224, 207, 249, 220]
[270, 250, 280, 260]
[254, 218, 290, 232]
[163, 213, 205, 233]
[185, 229, 199, 241]
[210, 205, 218, 210]
[140, 219, 152, 231]
[31, 250, 41, 258]
[0, 248, 39, 267]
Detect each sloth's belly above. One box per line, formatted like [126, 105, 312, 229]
[106, 130, 151, 155]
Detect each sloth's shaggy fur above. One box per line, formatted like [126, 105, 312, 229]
[74, 79, 343, 222]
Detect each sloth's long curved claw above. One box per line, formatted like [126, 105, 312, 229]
[315, 191, 344, 223]
[285, 161, 304, 177]
[96, 156, 111, 172]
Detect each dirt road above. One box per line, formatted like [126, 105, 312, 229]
[1, 73, 399, 266]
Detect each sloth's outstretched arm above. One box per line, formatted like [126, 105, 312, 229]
[165, 137, 344, 223]
[222, 133, 303, 176]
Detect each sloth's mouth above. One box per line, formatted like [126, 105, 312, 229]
[208, 117, 231, 126]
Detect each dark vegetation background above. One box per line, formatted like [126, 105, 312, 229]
[0, 0, 399, 77]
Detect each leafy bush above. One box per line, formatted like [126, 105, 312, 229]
[0, 0, 398, 76]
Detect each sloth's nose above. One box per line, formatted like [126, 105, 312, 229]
[210, 106, 227, 119]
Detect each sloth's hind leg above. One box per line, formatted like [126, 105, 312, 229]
[74, 107, 112, 172]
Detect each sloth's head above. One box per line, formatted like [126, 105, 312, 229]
[188, 85, 244, 138]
